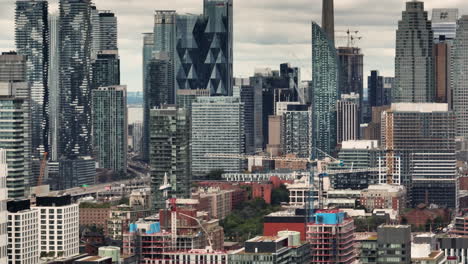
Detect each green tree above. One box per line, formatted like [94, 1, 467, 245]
[205, 169, 224, 180]
[271, 185, 289, 205]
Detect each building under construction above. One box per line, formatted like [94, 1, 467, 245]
[307, 210, 356, 264]
[381, 103, 457, 208]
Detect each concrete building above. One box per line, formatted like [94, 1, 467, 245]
[394, 1, 434, 103]
[381, 103, 457, 208]
[281, 105, 311, 159]
[92, 86, 127, 175]
[229, 234, 311, 264]
[48, 12, 60, 161]
[193, 187, 234, 220]
[107, 204, 151, 241]
[165, 249, 228, 264]
[191, 97, 245, 177]
[7, 200, 38, 264]
[360, 184, 407, 214]
[267, 115, 282, 156]
[337, 93, 360, 145]
[79, 203, 112, 234]
[307, 210, 356, 264]
[452, 15, 468, 141]
[149, 106, 190, 211]
[439, 236, 468, 263]
[35, 195, 79, 259]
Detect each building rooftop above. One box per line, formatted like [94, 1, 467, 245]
[247, 236, 285, 243]
[365, 184, 405, 193]
[390, 103, 448, 113]
[341, 140, 379, 150]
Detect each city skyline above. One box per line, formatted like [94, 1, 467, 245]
[2, 0, 468, 92]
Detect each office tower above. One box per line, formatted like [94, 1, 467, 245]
[337, 93, 360, 145]
[255, 66, 300, 148]
[321, 0, 335, 45]
[383, 77, 394, 106]
[234, 80, 263, 154]
[149, 106, 190, 211]
[92, 86, 127, 175]
[433, 9, 458, 107]
[154, 11, 176, 57]
[311, 22, 339, 158]
[307, 210, 356, 264]
[337, 47, 363, 105]
[141, 33, 154, 162]
[281, 105, 311, 159]
[0, 53, 31, 198]
[192, 97, 244, 177]
[203, 0, 233, 95]
[58, 0, 93, 159]
[48, 13, 60, 161]
[91, 51, 120, 90]
[377, 225, 411, 264]
[368, 70, 384, 107]
[175, 14, 205, 92]
[381, 103, 456, 208]
[452, 16, 468, 140]
[394, 1, 434, 103]
[35, 195, 79, 258]
[7, 200, 39, 264]
[49, 157, 95, 190]
[0, 150, 6, 263]
[97, 11, 118, 51]
[15, 0, 49, 158]
[176, 89, 210, 112]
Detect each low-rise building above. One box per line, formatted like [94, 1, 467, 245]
[79, 202, 112, 234]
[107, 205, 151, 240]
[360, 184, 406, 213]
[193, 187, 233, 220]
[164, 249, 228, 264]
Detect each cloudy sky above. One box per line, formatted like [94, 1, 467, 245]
[1, 0, 468, 92]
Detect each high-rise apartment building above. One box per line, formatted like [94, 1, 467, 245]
[191, 97, 245, 177]
[381, 103, 457, 208]
[92, 86, 127, 175]
[97, 11, 118, 51]
[281, 105, 311, 159]
[15, 0, 49, 158]
[337, 93, 360, 145]
[0, 150, 6, 263]
[394, 1, 434, 103]
[433, 9, 458, 107]
[48, 13, 60, 161]
[91, 51, 120, 90]
[452, 16, 468, 140]
[35, 195, 79, 259]
[311, 22, 339, 158]
[58, 0, 93, 159]
[337, 47, 363, 104]
[0, 52, 31, 198]
[141, 33, 154, 162]
[149, 106, 190, 211]
[7, 199, 38, 264]
[307, 210, 356, 264]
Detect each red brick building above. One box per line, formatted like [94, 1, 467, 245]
[252, 183, 273, 204]
[79, 204, 112, 234]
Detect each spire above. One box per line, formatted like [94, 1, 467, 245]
[322, 0, 335, 45]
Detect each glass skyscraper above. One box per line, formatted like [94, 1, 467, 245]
[311, 22, 339, 158]
[58, 0, 93, 159]
[15, 0, 49, 158]
[452, 15, 468, 140]
[92, 86, 127, 176]
[91, 51, 120, 90]
[48, 13, 60, 161]
[394, 1, 434, 103]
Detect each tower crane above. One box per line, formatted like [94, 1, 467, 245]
[205, 150, 380, 221]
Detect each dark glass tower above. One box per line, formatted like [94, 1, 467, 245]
[58, 0, 93, 159]
[15, 0, 49, 158]
[91, 51, 120, 89]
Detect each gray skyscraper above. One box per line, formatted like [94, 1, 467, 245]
[321, 0, 335, 45]
[337, 47, 363, 98]
[337, 93, 360, 145]
[141, 32, 154, 162]
[48, 13, 60, 161]
[91, 51, 120, 90]
[15, 0, 49, 158]
[92, 86, 127, 176]
[452, 16, 468, 140]
[150, 106, 190, 211]
[191, 97, 244, 177]
[97, 11, 118, 51]
[58, 0, 93, 159]
[311, 22, 339, 158]
[203, 0, 233, 95]
[394, 1, 434, 103]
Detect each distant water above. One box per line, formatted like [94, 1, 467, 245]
[128, 107, 143, 124]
